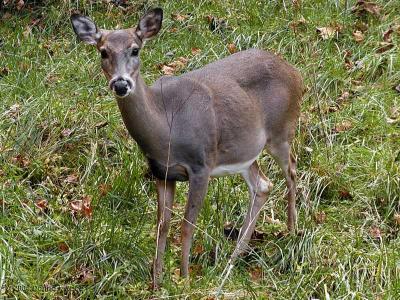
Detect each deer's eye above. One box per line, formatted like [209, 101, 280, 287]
[131, 48, 139, 56]
[100, 49, 108, 59]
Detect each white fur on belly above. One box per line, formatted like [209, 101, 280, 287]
[210, 155, 259, 177]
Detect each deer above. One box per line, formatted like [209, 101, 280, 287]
[71, 8, 303, 289]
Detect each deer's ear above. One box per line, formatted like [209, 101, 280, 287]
[71, 14, 101, 45]
[136, 8, 163, 41]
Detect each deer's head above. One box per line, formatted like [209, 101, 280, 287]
[71, 8, 163, 98]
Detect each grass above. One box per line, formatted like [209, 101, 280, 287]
[1, 0, 399, 299]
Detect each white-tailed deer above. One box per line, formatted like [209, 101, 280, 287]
[71, 8, 303, 289]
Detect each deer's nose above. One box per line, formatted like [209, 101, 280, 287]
[113, 79, 129, 97]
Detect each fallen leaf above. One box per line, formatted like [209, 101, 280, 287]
[2, 12, 12, 20]
[227, 43, 237, 54]
[35, 199, 48, 211]
[314, 211, 326, 224]
[337, 91, 350, 103]
[159, 57, 189, 75]
[0, 67, 9, 77]
[16, 0, 24, 10]
[94, 121, 108, 130]
[316, 26, 339, 40]
[339, 190, 353, 200]
[352, 30, 365, 43]
[189, 264, 202, 276]
[383, 27, 394, 43]
[394, 84, 400, 94]
[58, 242, 69, 253]
[169, 27, 178, 33]
[99, 183, 111, 197]
[304, 146, 313, 153]
[70, 196, 92, 218]
[11, 154, 30, 168]
[334, 120, 353, 133]
[23, 25, 32, 38]
[191, 47, 201, 55]
[171, 13, 189, 22]
[369, 226, 381, 239]
[82, 195, 92, 218]
[65, 173, 78, 184]
[249, 266, 262, 281]
[193, 243, 204, 255]
[292, 0, 302, 9]
[289, 16, 307, 32]
[352, 1, 381, 17]
[76, 266, 95, 284]
[61, 128, 73, 138]
[394, 214, 400, 226]
[376, 42, 394, 53]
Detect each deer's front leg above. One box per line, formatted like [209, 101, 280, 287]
[180, 171, 209, 278]
[152, 179, 176, 290]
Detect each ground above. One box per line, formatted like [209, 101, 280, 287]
[0, 0, 399, 299]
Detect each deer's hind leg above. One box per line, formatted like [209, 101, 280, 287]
[231, 161, 273, 260]
[267, 141, 297, 232]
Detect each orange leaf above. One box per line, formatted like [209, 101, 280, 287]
[191, 47, 201, 55]
[35, 199, 48, 210]
[58, 242, 69, 253]
[227, 43, 237, 54]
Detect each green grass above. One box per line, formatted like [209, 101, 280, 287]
[1, 0, 399, 299]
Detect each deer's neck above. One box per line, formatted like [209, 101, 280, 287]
[116, 75, 167, 157]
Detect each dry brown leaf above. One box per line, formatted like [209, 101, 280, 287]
[76, 266, 95, 284]
[314, 211, 326, 224]
[376, 42, 394, 53]
[394, 214, 400, 226]
[61, 128, 73, 137]
[171, 13, 189, 22]
[11, 154, 30, 168]
[352, 30, 365, 43]
[316, 26, 339, 40]
[334, 120, 353, 133]
[352, 1, 381, 17]
[249, 266, 262, 281]
[169, 27, 178, 33]
[193, 243, 204, 255]
[161, 65, 174, 75]
[2, 12, 12, 20]
[16, 0, 24, 10]
[58, 242, 69, 253]
[65, 173, 78, 184]
[383, 27, 394, 43]
[99, 183, 111, 197]
[191, 47, 201, 55]
[160, 57, 189, 75]
[189, 264, 202, 276]
[337, 91, 350, 103]
[369, 226, 381, 239]
[35, 199, 48, 211]
[227, 43, 237, 54]
[70, 196, 92, 218]
[339, 189, 353, 200]
[289, 16, 307, 32]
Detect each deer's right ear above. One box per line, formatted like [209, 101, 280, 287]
[71, 14, 100, 45]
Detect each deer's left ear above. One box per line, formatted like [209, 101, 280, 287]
[71, 14, 101, 45]
[136, 8, 163, 41]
